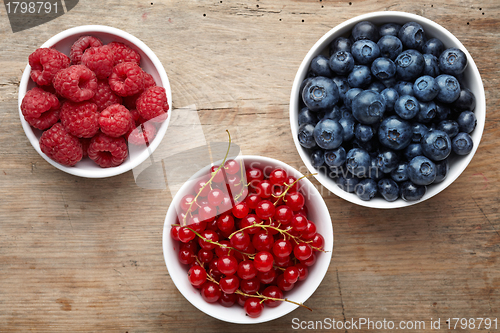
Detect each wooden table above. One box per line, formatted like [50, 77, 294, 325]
[1, 0, 499, 331]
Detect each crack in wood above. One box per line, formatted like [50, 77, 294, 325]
[336, 268, 348, 333]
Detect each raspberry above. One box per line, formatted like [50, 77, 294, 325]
[53, 65, 97, 102]
[81, 45, 114, 79]
[39, 123, 83, 166]
[143, 72, 156, 89]
[127, 122, 157, 146]
[21, 87, 60, 118]
[29, 48, 70, 86]
[25, 108, 60, 130]
[129, 108, 146, 125]
[109, 62, 144, 97]
[70, 36, 103, 64]
[88, 132, 128, 168]
[123, 93, 141, 110]
[108, 42, 141, 65]
[60, 101, 99, 138]
[80, 137, 91, 158]
[91, 79, 122, 111]
[99, 104, 133, 137]
[136, 86, 169, 121]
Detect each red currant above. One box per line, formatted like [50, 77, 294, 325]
[239, 214, 262, 234]
[237, 260, 258, 280]
[217, 255, 238, 275]
[255, 200, 275, 220]
[178, 226, 195, 243]
[229, 231, 250, 251]
[232, 201, 249, 219]
[180, 194, 197, 212]
[245, 193, 261, 210]
[284, 176, 299, 192]
[198, 205, 217, 223]
[220, 275, 240, 294]
[273, 239, 292, 258]
[285, 192, 305, 211]
[224, 159, 240, 175]
[180, 240, 198, 253]
[244, 297, 264, 318]
[240, 277, 260, 294]
[269, 168, 288, 186]
[194, 177, 211, 197]
[296, 263, 309, 281]
[178, 248, 195, 265]
[198, 230, 219, 250]
[219, 292, 237, 307]
[217, 194, 233, 214]
[257, 268, 276, 284]
[277, 274, 294, 292]
[252, 230, 274, 252]
[208, 258, 222, 281]
[237, 293, 250, 307]
[207, 188, 225, 206]
[311, 233, 325, 251]
[188, 266, 207, 287]
[256, 180, 273, 198]
[210, 165, 225, 183]
[262, 285, 283, 308]
[301, 253, 317, 267]
[302, 220, 317, 240]
[283, 266, 300, 284]
[200, 281, 221, 303]
[274, 205, 293, 225]
[197, 248, 214, 263]
[291, 213, 308, 232]
[215, 240, 231, 257]
[246, 167, 264, 183]
[274, 255, 292, 268]
[253, 251, 274, 273]
[293, 242, 313, 261]
[170, 225, 180, 241]
[216, 213, 235, 233]
[271, 185, 285, 205]
[187, 216, 207, 233]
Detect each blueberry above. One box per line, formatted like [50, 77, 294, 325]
[298, 107, 319, 126]
[340, 105, 355, 121]
[298, 123, 317, 149]
[391, 162, 409, 182]
[398, 22, 426, 50]
[377, 178, 400, 201]
[394, 80, 415, 96]
[408, 155, 436, 185]
[351, 40, 381, 65]
[367, 81, 387, 93]
[329, 37, 353, 55]
[347, 65, 372, 88]
[394, 95, 419, 120]
[422, 54, 441, 77]
[437, 120, 459, 138]
[452, 88, 476, 111]
[352, 21, 379, 41]
[411, 123, 429, 143]
[310, 149, 325, 168]
[379, 23, 401, 37]
[400, 181, 426, 201]
[313, 118, 344, 149]
[336, 173, 359, 193]
[395, 49, 424, 81]
[422, 38, 445, 58]
[324, 146, 346, 167]
[439, 47, 467, 75]
[371, 57, 396, 81]
[378, 116, 412, 150]
[355, 123, 374, 143]
[380, 77, 397, 88]
[346, 148, 371, 177]
[452, 132, 473, 155]
[322, 105, 342, 121]
[351, 90, 386, 125]
[435, 102, 451, 121]
[332, 76, 350, 101]
[343, 88, 363, 110]
[457, 111, 476, 133]
[339, 117, 355, 141]
[355, 178, 378, 201]
[433, 159, 449, 183]
[299, 77, 313, 102]
[404, 143, 423, 160]
[377, 150, 399, 173]
[435, 74, 461, 104]
[377, 35, 403, 60]
[302, 76, 340, 111]
[310, 55, 333, 77]
[329, 51, 355, 75]
[413, 75, 439, 102]
[369, 158, 384, 181]
[381, 88, 399, 111]
[421, 130, 452, 161]
[416, 100, 437, 123]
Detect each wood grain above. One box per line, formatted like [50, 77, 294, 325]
[1, 0, 499, 332]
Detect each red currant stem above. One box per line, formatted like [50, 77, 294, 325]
[233, 159, 248, 201]
[172, 224, 255, 259]
[182, 130, 232, 225]
[205, 275, 312, 311]
[274, 265, 286, 271]
[271, 173, 318, 206]
[195, 256, 204, 268]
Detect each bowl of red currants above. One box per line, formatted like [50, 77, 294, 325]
[162, 155, 333, 323]
[18, 25, 171, 178]
[290, 11, 485, 208]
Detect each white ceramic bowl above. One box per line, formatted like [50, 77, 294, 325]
[290, 11, 485, 208]
[18, 25, 172, 178]
[162, 155, 333, 324]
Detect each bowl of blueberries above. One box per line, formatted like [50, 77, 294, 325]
[290, 11, 485, 208]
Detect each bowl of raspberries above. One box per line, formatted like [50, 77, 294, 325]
[18, 25, 171, 178]
[162, 155, 333, 323]
[290, 11, 485, 208]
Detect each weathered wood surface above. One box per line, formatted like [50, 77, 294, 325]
[1, 0, 499, 332]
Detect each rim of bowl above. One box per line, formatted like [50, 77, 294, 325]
[162, 155, 334, 324]
[18, 25, 172, 178]
[289, 11, 486, 209]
